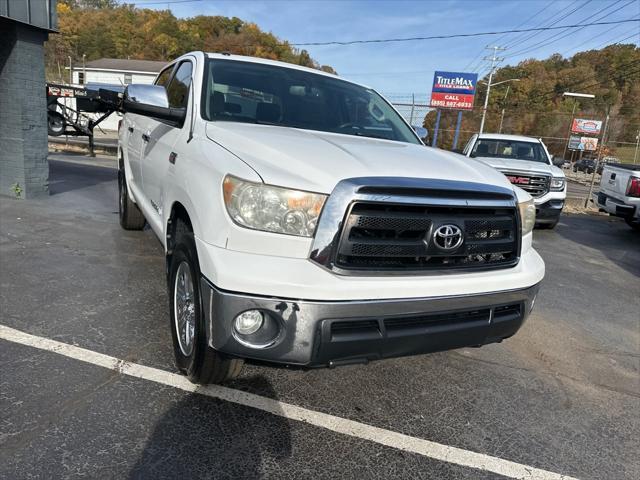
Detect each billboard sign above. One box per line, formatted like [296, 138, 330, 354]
[571, 118, 602, 135]
[430, 71, 478, 110]
[568, 135, 582, 150]
[569, 135, 598, 151]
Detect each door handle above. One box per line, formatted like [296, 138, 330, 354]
[128, 126, 134, 133]
[141, 133, 150, 142]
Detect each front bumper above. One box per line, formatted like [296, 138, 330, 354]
[200, 279, 540, 367]
[535, 199, 564, 224]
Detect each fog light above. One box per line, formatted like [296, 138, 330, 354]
[234, 310, 264, 335]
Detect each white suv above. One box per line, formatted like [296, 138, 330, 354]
[461, 134, 567, 229]
[118, 52, 544, 383]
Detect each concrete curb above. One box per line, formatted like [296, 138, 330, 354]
[48, 136, 118, 155]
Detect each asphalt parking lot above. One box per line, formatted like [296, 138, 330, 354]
[1, 155, 639, 479]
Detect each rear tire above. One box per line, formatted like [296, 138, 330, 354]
[625, 218, 640, 231]
[118, 166, 146, 230]
[169, 220, 244, 384]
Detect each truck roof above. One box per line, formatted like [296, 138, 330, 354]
[205, 52, 370, 88]
[477, 133, 542, 143]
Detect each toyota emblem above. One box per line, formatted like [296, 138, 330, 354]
[433, 224, 464, 251]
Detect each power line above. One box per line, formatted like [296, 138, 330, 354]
[521, 61, 640, 102]
[504, 0, 616, 55]
[290, 19, 640, 46]
[593, 26, 640, 49]
[608, 31, 640, 46]
[460, 0, 555, 72]
[560, 20, 636, 56]
[502, 0, 587, 49]
[504, 0, 635, 59]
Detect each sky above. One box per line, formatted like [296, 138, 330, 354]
[125, 0, 639, 99]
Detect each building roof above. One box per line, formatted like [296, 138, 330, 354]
[80, 58, 167, 74]
[1, 0, 58, 32]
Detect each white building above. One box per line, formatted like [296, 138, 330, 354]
[69, 58, 166, 131]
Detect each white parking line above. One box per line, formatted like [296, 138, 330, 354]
[1, 324, 578, 480]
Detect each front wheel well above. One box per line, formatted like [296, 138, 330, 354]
[166, 202, 193, 275]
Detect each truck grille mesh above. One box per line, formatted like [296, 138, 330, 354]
[503, 173, 550, 198]
[335, 202, 519, 272]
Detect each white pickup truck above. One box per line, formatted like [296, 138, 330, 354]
[595, 163, 640, 230]
[461, 134, 567, 229]
[118, 52, 544, 384]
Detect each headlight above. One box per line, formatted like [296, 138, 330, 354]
[223, 175, 327, 237]
[518, 199, 536, 236]
[550, 177, 565, 191]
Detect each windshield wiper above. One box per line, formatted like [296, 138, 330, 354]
[351, 131, 387, 140]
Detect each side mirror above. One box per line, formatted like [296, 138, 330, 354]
[122, 84, 185, 124]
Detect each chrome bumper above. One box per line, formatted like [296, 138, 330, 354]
[200, 277, 540, 367]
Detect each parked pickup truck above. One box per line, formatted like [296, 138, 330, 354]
[461, 134, 567, 229]
[117, 52, 545, 384]
[595, 163, 640, 230]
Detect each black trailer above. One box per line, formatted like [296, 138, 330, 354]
[46, 83, 123, 156]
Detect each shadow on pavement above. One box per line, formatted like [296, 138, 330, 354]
[549, 213, 639, 277]
[128, 375, 292, 479]
[49, 159, 116, 196]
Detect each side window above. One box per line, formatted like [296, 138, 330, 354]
[166, 61, 193, 109]
[154, 66, 173, 87]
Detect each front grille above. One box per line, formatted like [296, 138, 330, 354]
[328, 302, 523, 340]
[502, 172, 550, 198]
[384, 308, 490, 332]
[335, 202, 519, 272]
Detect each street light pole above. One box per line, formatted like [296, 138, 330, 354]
[68, 56, 72, 84]
[479, 46, 506, 134]
[634, 130, 639, 164]
[498, 84, 511, 134]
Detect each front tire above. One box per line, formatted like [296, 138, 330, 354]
[169, 221, 244, 384]
[118, 166, 146, 230]
[537, 220, 559, 230]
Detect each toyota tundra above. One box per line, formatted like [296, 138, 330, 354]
[118, 52, 545, 384]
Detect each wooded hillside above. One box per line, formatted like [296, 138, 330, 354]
[45, 1, 335, 82]
[423, 44, 640, 157]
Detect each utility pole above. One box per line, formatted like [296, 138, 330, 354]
[409, 93, 415, 126]
[585, 108, 610, 208]
[634, 130, 639, 164]
[479, 46, 506, 134]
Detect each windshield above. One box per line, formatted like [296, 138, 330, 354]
[201, 59, 420, 144]
[471, 139, 549, 164]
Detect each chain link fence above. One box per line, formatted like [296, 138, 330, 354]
[385, 96, 640, 165]
[384, 93, 430, 127]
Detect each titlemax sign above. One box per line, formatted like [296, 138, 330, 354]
[434, 76, 475, 91]
[430, 71, 478, 110]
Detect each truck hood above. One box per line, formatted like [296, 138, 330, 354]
[474, 156, 564, 178]
[206, 122, 514, 194]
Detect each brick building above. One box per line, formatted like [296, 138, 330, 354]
[1, 1, 58, 198]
